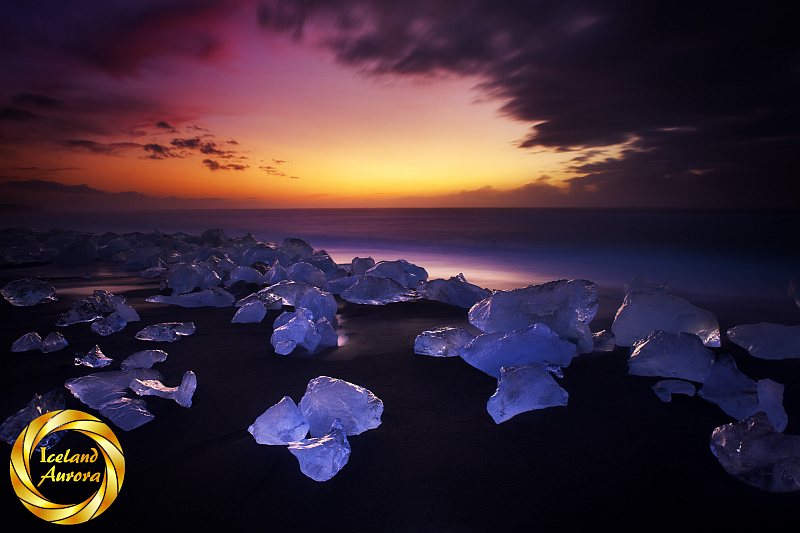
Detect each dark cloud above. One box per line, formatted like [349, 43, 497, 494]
[0, 107, 37, 121]
[156, 120, 177, 131]
[203, 159, 247, 171]
[63, 139, 142, 155]
[259, 0, 800, 207]
[12, 93, 63, 109]
[143, 143, 178, 159]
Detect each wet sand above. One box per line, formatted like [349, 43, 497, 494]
[1, 269, 799, 531]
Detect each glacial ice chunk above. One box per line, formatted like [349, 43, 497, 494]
[11, 332, 42, 352]
[1, 278, 57, 306]
[628, 331, 714, 382]
[130, 370, 197, 408]
[286, 262, 328, 288]
[698, 355, 788, 431]
[414, 327, 476, 358]
[135, 322, 196, 342]
[460, 323, 577, 378]
[279, 237, 314, 261]
[340, 276, 416, 305]
[270, 309, 336, 355]
[0, 390, 66, 448]
[232, 300, 267, 323]
[365, 259, 428, 289]
[299, 376, 383, 437]
[147, 287, 235, 308]
[121, 349, 168, 370]
[264, 261, 287, 285]
[41, 332, 68, 353]
[592, 330, 616, 352]
[248, 396, 310, 445]
[287, 419, 351, 482]
[225, 266, 265, 287]
[727, 323, 800, 360]
[487, 364, 569, 424]
[114, 302, 140, 322]
[711, 412, 800, 492]
[327, 276, 359, 295]
[468, 280, 598, 354]
[166, 262, 221, 295]
[418, 274, 491, 309]
[350, 257, 375, 275]
[56, 289, 130, 326]
[267, 281, 337, 323]
[612, 287, 720, 347]
[235, 287, 284, 309]
[91, 312, 128, 336]
[652, 380, 696, 402]
[65, 369, 162, 430]
[74, 345, 113, 368]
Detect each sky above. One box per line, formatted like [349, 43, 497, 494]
[0, 0, 797, 209]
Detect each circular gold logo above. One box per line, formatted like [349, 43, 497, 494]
[9, 409, 125, 524]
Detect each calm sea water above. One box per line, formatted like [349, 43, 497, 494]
[1, 208, 797, 299]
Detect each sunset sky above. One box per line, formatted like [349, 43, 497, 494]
[0, 1, 797, 209]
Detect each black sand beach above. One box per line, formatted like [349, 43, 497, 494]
[2, 265, 799, 532]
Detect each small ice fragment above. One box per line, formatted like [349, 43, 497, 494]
[91, 312, 128, 336]
[287, 419, 351, 482]
[612, 279, 720, 347]
[727, 323, 800, 360]
[628, 331, 714, 382]
[652, 380, 696, 402]
[129, 370, 197, 408]
[299, 376, 384, 437]
[486, 364, 569, 424]
[1, 278, 57, 306]
[710, 412, 800, 492]
[65, 369, 162, 431]
[248, 396, 310, 445]
[231, 300, 267, 323]
[592, 330, 616, 352]
[121, 349, 168, 370]
[135, 322, 196, 342]
[11, 332, 42, 352]
[365, 259, 428, 289]
[460, 323, 577, 378]
[146, 287, 235, 307]
[468, 279, 598, 354]
[414, 327, 476, 357]
[698, 355, 788, 431]
[0, 390, 66, 448]
[340, 276, 416, 305]
[41, 332, 68, 353]
[74, 345, 113, 368]
[418, 274, 491, 309]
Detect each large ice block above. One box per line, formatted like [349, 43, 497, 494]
[419, 274, 491, 309]
[698, 355, 788, 431]
[64, 369, 163, 430]
[612, 285, 720, 347]
[286, 262, 328, 289]
[267, 281, 337, 323]
[74, 345, 113, 368]
[365, 259, 428, 289]
[628, 331, 714, 382]
[414, 327, 476, 358]
[11, 332, 42, 352]
[287, 419, 351, 482]
[460, 323, 577, 378]
[146, 287, 235, 307]
[710, 412, 800, 492]
[232, 300, 267, 323]
[130, 370, 197, 408]
[166, 262, 221, 295]
[135, 322, 196, 342]
[270, 309, 336, 355]
[727, 323, 800, 360]
[299, 376, 383, 437]
[468, 280, 598, 354]
[248, 396, 310, 445]
[487, 364, 569, 423]
[1, 278, 57, 306]
[340, 276, 416, 305]
[121, 349, 168, 370]
[225, 266, 266, 286]
[279, 237, 314, 261]
[651, 379, 696, 402]
[0, 390, 66, 448]
[350, 257, 375, 275]
[235, 288, 284, 310]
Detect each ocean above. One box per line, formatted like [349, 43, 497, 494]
[1, 207, 797, 302]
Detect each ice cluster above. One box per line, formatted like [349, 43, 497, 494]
[247, 376, 382, 482]
[56, 289, 140, 336]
